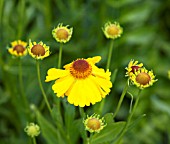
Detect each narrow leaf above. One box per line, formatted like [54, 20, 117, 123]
[91, 122, 125, 144]
[36, 111, 66, 144]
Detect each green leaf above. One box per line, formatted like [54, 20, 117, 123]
[63, 100, 75, 130]
[91, 122, 125, 144]
[111, 69, 118, 85]
[75, 118, 87, 140]
[103, 113, 114, 124]
[63, 101, 79, 143]
[151, 95, 170, 116]
[36, 111, 66, 144]
[128, 114, 146, 131]
[51, 104, 63, 127]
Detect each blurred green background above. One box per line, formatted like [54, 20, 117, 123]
[0, 0, 170, 144]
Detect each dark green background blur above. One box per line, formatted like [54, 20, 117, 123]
[0, 0, 170, 144]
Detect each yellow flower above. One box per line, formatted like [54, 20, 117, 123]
[45, 56, 112, 107]
[102, 21, 123, 39]
[24, 123, 40, 138]
[52, 23, 73, 43]
[28, 41, 50, 60]
[83, 114, 107, 133]
[8, 40, 27, 57]
[125, 60, 143, 77]
[130, 68, 157, 89]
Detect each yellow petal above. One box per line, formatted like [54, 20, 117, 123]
[87, 56, 101, 64]
[63, 62, 72, 70]
[67, 80, 86, 107]
[68, 80, 92, 107]
[90, 75, 112, 94]
[52, 75, 75, 97]
[84, 77, 103, 104]
[45, 68, 69, 82]
[92, 66, 111, 80]
[67, 78, 103, 107]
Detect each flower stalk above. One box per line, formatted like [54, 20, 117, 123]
[79, 107, 88, 143]
[18, 58, 29, 111]
[58, 43, 63, 69]
[36, 60, 52, 113]
[115, 89, 142, 144]
[112, 79, 129, 119]
[99, 40, 114, 114]
[32, 137, 37, 144]
[106, 40, 114, 70]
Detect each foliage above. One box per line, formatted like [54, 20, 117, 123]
[0, 0, 170, 144]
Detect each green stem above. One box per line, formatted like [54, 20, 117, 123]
[55, 43, 63, 136]
[88, 133, 94, 144]
[79, 107, 88, 144]
[0, 52, 4, 68]
[18, 58, 29, 111]
[32, 137, 37, 144]
[98, 40, 114, 114]
[0, 0, 4, 23]
[36, 60, 52, 113]
[112, 79, 129, 119]
[0, 0, 4, 51]
[44, 0, 52, 30]
[79, 107, 85, 118]
[17, 0, 25, 39]
[58, 43, 63, 69]
[106, 40, 114, 70]
[115, 89, 142, 144]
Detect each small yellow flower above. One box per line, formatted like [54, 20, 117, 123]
[24, 123, 40, 138]
[8, 40, 27, 57]
[45, 56, 112, 107]
[125, 60, 143, 77]
[52, 23, 73, 43]
[130, 68, 157, 89]
[28, 40, 50, 60]
[83, 114, 107, 133]
[102, 21, 123, 39]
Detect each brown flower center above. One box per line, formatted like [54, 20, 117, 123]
[87, 118, 101, 131]
[107, 24, 119, 36]
[70, 59, 92, 79]
[131, 66, 140, 73]
[31, 44, 45, 56]
[136, 72, 151, 85]
[13, 45, 25, 54]
[56, 28, 69, 40]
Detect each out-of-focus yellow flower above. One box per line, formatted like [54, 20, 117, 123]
[24, 123, 40, 138]
[27, 41, 50, 60]
[102, 21, 123, 39]
[45, 56, 112, 107]
[83, 114, 107, 133]
[168, 70, 170, 79]
[52, 23, 73, 43]
[130, 68, 157, 89]
[8, 40, 27, 57]
[125, 60, 143, 77]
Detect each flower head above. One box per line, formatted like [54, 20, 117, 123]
[130, 68, 157, 89]
[24, 123, 40, 138]
[8, 40, 27, 57]
[52, 23, 73, 43]
[45, 56, 112, 107]
[125, 60, 143, 77]
[102, 21, 123, 39]
[83, 114, 107, 133]
[28, 41, 50, 60]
